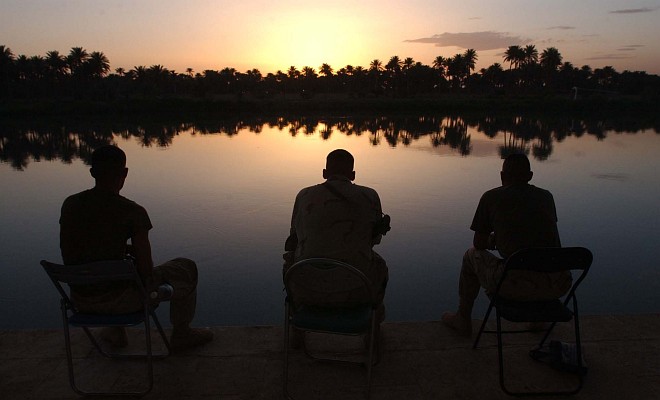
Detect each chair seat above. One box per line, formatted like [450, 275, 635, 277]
[495, 297, 573, 323]
[69, 311, 147, 327]
[292, 305, 372, 334]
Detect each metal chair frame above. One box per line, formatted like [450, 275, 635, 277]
[283, 258, 379, 400]
[472, 247, 593, 396]
[41, 259, 171, 397]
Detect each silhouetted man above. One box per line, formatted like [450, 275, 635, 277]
[60, 145, 213, 351]
[442, 153, 571, 336]
[284, 149, 390, 309]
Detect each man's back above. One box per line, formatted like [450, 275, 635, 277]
[291, 178, 382, 271]
[472, 183, 560, 259]
[60, 187, 152, 265]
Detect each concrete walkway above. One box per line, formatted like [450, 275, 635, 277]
[1, 314, 658, 399]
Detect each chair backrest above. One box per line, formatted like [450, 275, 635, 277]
[284, 258, 377, 307]
[501, 247, 593, 301]
[504, 247, 593, 273]
[40, 259, 145, 309]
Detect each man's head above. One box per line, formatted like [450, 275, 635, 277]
[501, 153, 533, 186]
[323, 149, 355, 181]
[90, 145, 128, 191]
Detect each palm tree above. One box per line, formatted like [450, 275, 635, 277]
[86, 51, 110, 78]
[481, 63, 504, 88]
[503, 45, 524, 69]
[28, 55, 46, 80]
[385, 56, 402, 74]
[369, 59, 383, 73]
[0, 45, 14, 69]
[287, 66, 299, 79]
[522, 45, 538, 66]
[66, 47, 89, 76]
[432, 56, 446, 71]
[539, 47, 563, 89]
[446, 53, 466, 88]
[402, 57, 414, 71]
[319, 63, 334, 94]
[45, 50, 67, 80]
[540, 47, 562, 71]
[115, 67, 125, 76]
[301, 66, 316, 79]
[463, 49, 478, 81]
[0, 45, 15, 94]
[185, 67, 194, 77]
[15, 55, 29, 80]
[319, 63, 333, 77]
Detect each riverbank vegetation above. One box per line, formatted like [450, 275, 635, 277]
[1, 45, 659, 117]
[2, 113, 657, 171]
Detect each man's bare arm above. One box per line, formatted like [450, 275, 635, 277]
[130, 229, 154, 281]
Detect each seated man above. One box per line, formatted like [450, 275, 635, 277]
[283, 149, 390, 311]
[59, 145, 213, 351]
[442, 153, 572, 336]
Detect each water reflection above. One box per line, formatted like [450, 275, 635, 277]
[2, 114, 658, 170]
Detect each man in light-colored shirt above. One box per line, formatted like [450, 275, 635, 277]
[284, 149, 389, 306]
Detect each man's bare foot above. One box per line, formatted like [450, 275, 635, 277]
[441, 312, 472, 337]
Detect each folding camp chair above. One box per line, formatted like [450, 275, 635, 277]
[283, 258, 380, 400]
[41, 259, 171, 397]
[472, 247, 593, 396]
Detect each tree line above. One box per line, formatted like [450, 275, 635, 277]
[2, 113, 656, 171]
[1, 44, 659, 101]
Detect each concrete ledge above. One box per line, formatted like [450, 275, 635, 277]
[1, 314, 659, 399]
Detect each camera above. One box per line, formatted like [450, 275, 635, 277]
[373, 214, 391, 236]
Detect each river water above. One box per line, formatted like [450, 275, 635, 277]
[1, 115, 658, 328]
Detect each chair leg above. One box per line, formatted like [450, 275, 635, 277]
[571, 297, 585, 394]
[495, 310, 511, 395]
[365, 312, 377, 400]
[150, 311, 171, 356]
[143, 309, 155, 396]
[61, 302, 84, 396]
[473, 301, 494, 349]
[283, 302, 293, 400]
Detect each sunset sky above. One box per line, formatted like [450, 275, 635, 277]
[2, 0, 659, 75]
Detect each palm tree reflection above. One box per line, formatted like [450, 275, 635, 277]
[0, 115, 653, 170]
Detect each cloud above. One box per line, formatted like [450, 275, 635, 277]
[404, 31, 530, 51]
[468, 17, 482, 20]
[591, 173, 629, 181]
[547, 26, 575, 30]
[618, 45, 644, 51]
[586, 54, 633, 60]
[609, 7, 658, 14]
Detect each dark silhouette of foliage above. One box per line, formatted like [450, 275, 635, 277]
[2, 114, 657, 171]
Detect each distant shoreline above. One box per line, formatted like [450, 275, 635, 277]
[2, 95, 659, 119]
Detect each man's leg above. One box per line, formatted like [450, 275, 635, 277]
[153, 258, 213, 350]
[442, 248, 503, 336]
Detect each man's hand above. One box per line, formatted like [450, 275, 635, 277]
[473, 231, 495, 250]
[130, 229, 154, 281]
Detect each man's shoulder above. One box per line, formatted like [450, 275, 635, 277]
[296, 184, 322, 197]
[483, 184, 552, 198]
[63, 188, 147, 212]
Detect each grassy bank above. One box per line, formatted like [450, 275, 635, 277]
[2, 94, 659, 120]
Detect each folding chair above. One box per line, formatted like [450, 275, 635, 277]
[283, 258, 380, 400]
[472, 247, 593, 396]
[41, 259, 171, 397]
